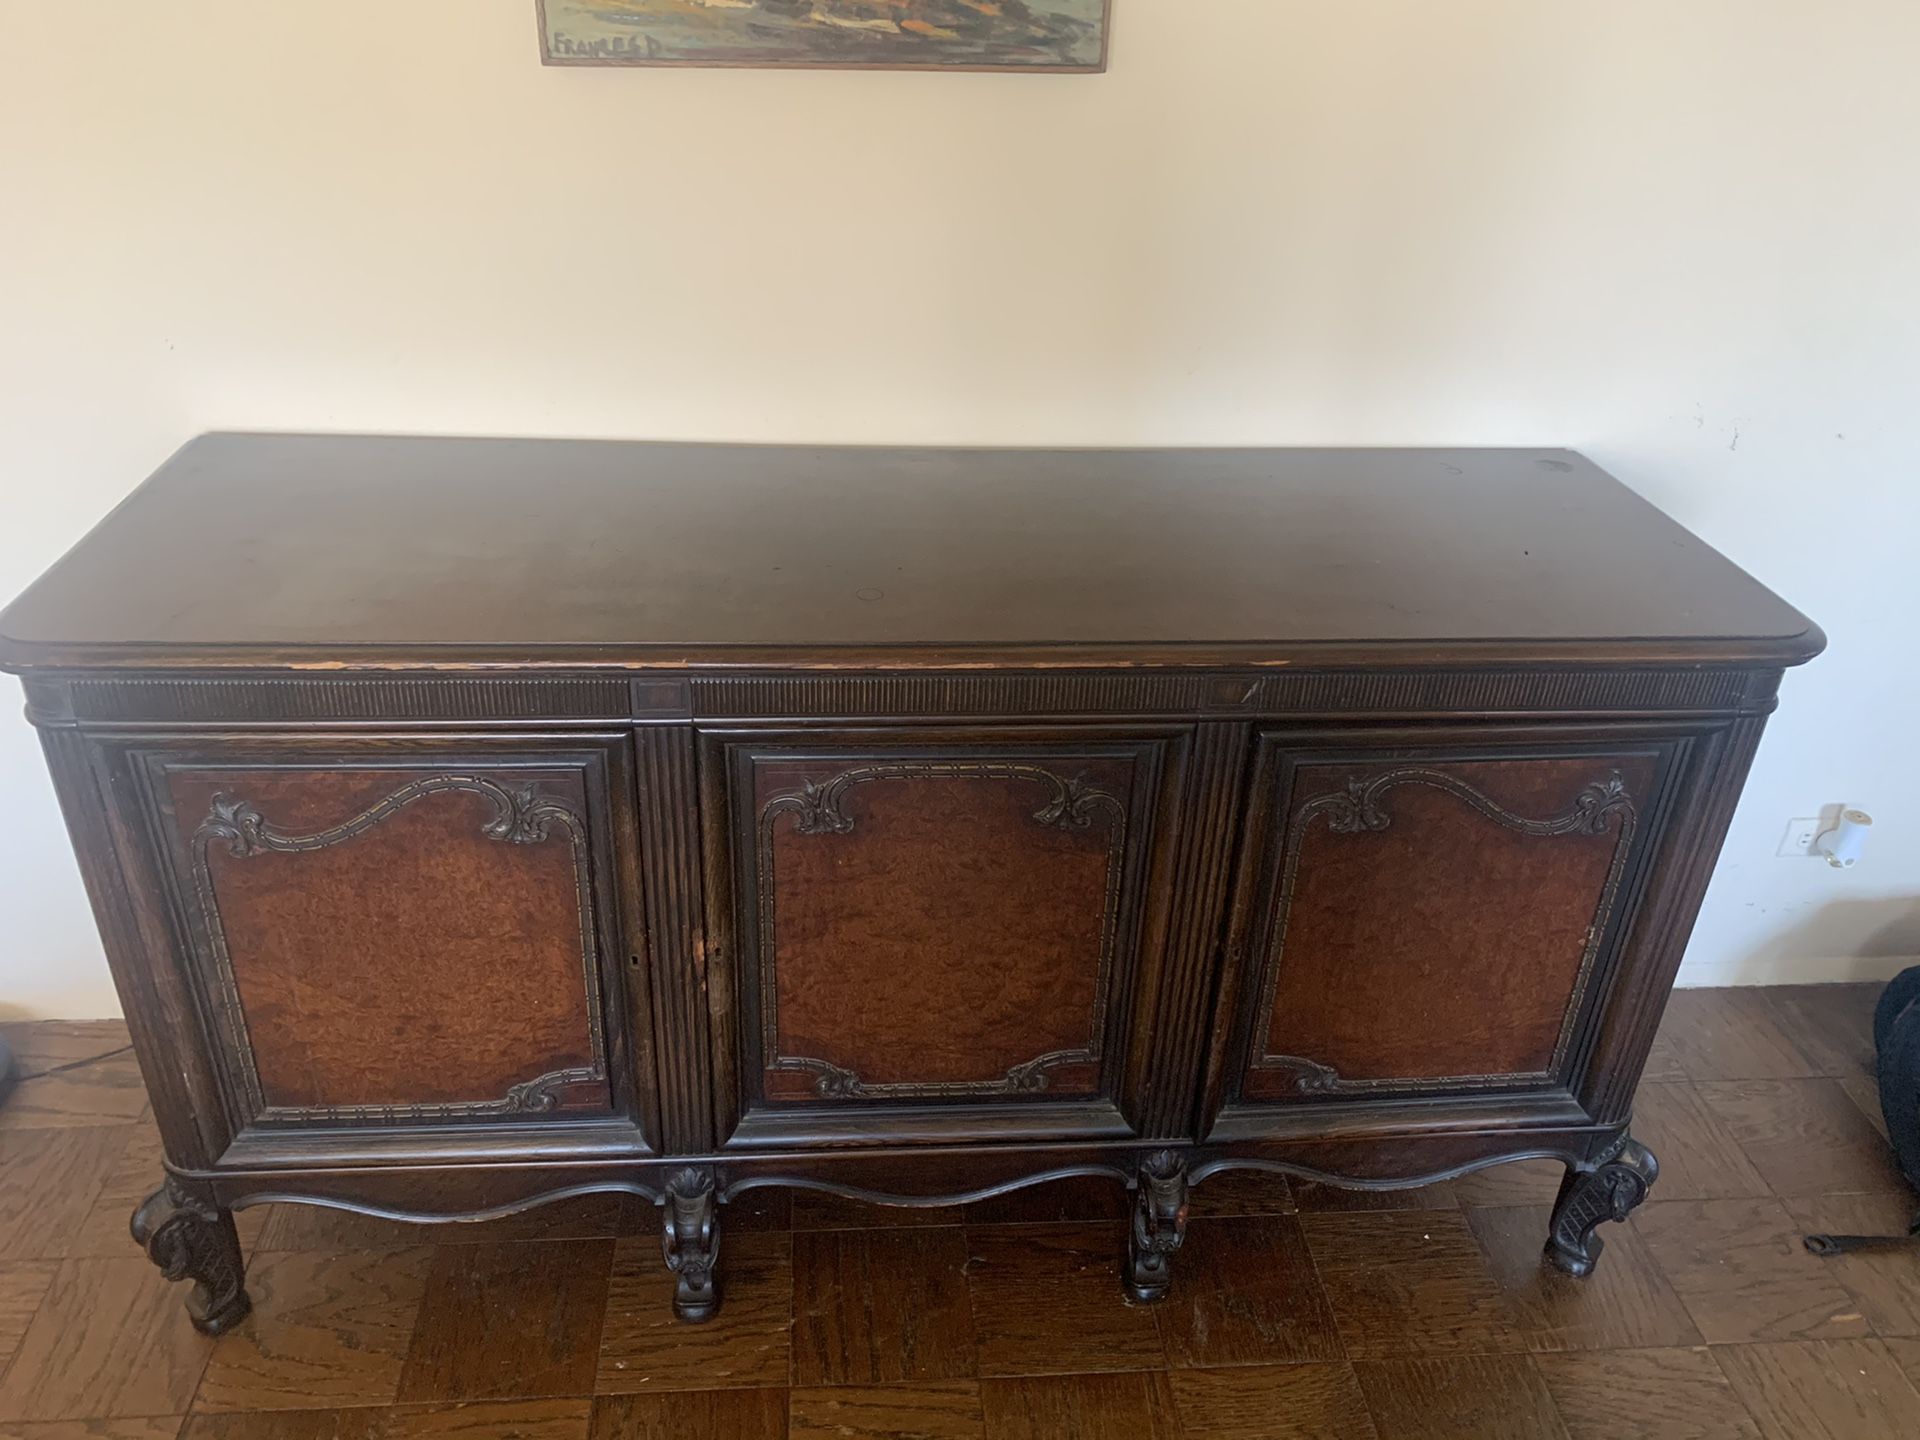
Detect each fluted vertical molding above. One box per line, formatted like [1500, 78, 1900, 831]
[1585, 714, 1770, 1126]
[38, 726, 229, 1168]
[634, 727, 714, 1154]
[1142, 722, 1252, 1138]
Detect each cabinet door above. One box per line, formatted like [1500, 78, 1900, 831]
[708, 730, 1171, 1144]
[136, 737, 647, 1138]
[1211, 731, 1674, 1129]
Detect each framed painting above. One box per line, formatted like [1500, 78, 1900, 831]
[537, 0, 1112, 72]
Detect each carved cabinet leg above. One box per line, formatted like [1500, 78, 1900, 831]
[1126, 1150, 1190, 1303]
[1545, 1134, 1659, 1278]
[662, 1168, 720, 1323]
[130, 1179, 251, 1336]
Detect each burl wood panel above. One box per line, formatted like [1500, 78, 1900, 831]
[1243, 754, 1657, 1100]
[167, 766, 608, 1118]
[754, 758, 1133, 1100]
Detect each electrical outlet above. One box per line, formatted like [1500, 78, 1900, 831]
[1777, 817, 1823, 857]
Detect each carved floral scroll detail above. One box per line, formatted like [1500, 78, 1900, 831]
[1319, 767, 1634, 839]
[763, 762, 1125, 839]
[200, 775, 576, 857]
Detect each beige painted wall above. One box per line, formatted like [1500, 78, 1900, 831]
[1, 1, 1914, 1017]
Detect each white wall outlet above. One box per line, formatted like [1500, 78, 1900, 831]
[1777, 817, 1824, 857]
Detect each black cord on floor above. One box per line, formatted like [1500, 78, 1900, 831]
[10, 1042, 135, 1084]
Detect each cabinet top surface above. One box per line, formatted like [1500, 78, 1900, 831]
[0, 434, 1820, 670]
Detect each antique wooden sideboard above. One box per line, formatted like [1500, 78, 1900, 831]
[0, 436, 1821, 1331]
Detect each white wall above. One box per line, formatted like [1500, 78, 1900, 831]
[1, 1, 1913, 1018]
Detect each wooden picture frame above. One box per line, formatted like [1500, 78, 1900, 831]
[536, 0, 1113, 73]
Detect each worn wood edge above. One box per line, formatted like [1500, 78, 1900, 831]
[1205, 1088, 1595, 1144]
[211, 1118, 656, 1171]
[0, 630, 1829, 674]
[720, 1099, 1140, 1150]
[18, 663, 1791, 728]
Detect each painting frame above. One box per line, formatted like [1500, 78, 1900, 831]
[536, 0, 1114, 74]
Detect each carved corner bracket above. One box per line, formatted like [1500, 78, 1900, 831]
[662, 1168, 720, 1323]
[1126, 1149, 1189, 1303]
[1545, 1133, 1659, 1277]
[131, 1179, 251, 1336]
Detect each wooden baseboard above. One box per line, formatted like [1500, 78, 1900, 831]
[1676, 954, 1917, 987]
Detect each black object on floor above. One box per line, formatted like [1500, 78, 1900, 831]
[1806, 965, 1920, 1257]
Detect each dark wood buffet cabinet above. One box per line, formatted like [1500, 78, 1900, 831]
[0, 436, 1822, 1331]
